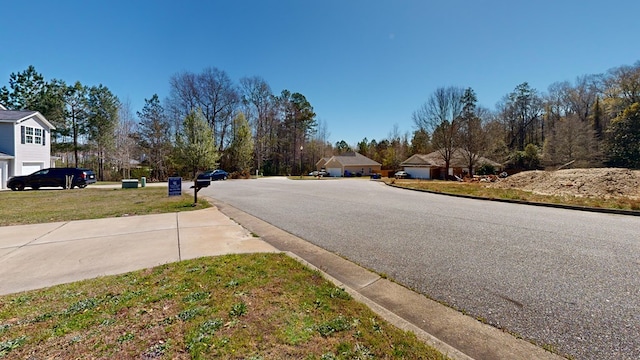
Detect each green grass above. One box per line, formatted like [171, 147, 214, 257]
[0, 254, 447, 359]
[388, 179, 640, 212]
[0, 187, 210, 226]
[0, 182, 448, 359]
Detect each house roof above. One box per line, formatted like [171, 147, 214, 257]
[401, 149, 501, 168]
[325, 152, 381, 167]
[0, 151, 14, 159]
[0, 109, 56, 130]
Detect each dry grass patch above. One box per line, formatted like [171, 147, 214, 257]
[0, 253, 447, 359]
[0, 187, 209, 226]
[389, 177, 640, 211]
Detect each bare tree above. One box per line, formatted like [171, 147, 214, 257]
[166, 67, 239, 151]
[239, 76, 277, 174]
[115, 98, 138, 178]
[413, 86, 464, 178]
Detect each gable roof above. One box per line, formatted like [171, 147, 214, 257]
[325, 152, 381, 167]
[401, 149, 501, 168]
[0, 109, 56, 130]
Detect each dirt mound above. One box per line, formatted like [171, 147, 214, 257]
[489, 168, 640, 199]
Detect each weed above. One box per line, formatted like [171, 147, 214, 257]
[317, 315, 352, 337]
[177, 307, 205, 322]
[229, 302, 247, 317]
[328, 287, 351, 300]
[225, 279, 240, 288]
[64, 297, 100, 315]
[117, 332, 134, 343]
[0, 335, 27, 357]
[199, 318, 224, 335]
[183, 291, 210, 303]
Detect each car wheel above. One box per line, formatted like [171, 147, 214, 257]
[78, 184, 86, 188]
[13, 183, 25, 191]
[223, 176, 228, 180]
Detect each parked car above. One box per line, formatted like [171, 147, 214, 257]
[7, 168, 97, 191]
[197, 169, 228, 181]
[394, 170, 410, 179]
[308, 170, 330, 177]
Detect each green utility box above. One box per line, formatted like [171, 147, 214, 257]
[122, 179, 139, 189]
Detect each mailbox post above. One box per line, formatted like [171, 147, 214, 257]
[192, 178, 211, 204]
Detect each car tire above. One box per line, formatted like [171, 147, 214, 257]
[78, 184, 86, 188]
[223, 176, 228, 180]
[12, 183, 25, 191]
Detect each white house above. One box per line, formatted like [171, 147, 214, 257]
[0, 104, 56, 189]
[315, 152, 381, 177]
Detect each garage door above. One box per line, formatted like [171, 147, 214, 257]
[327, 168, 342, 177]
[406, 167, 431, 179]
[22, 162, 43, 176]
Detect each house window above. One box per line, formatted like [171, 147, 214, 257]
[34, 128, 42, 144]
[25, 127, 34, 144]
[21, 126, 43, 145]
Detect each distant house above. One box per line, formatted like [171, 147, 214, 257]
[400, 149, 501, 179]
[0, 104, 56, 189]
[316, 152, 381, 177]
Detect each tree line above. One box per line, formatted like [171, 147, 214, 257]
[1, 66, 324, 180]
[2, 61, 639, 181]
[343, 61, 640, 175]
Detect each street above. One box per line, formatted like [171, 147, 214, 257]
[201, 177, 640, 360]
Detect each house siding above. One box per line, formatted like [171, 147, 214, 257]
[0, 123, 15, 155]
[14, 117, 51, 175]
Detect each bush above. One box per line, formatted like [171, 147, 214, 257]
[476, 163, 496, 175]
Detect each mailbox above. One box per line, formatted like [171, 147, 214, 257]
[196, 178, 211, 188]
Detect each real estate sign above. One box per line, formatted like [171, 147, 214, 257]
[168, 177, 182, 196]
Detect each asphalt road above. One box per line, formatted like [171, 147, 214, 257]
[202, 177, 640, 360]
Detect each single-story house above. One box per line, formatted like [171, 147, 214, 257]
[400, 149, 501, 179]
[316, 152, 381, 177]
[0, 104, 56, 189]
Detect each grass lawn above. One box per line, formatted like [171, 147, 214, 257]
[0, 186, 448, 359]
[0, 187, 209, 226]
[387, 179, 640, 211]
[0, 254, 446, 359]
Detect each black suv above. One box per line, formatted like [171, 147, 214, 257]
[7, 168, 97, 191]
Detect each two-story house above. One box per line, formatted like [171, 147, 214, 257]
[0, 104, 56, 189]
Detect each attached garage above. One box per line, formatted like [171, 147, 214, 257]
[405, 167, 431, 179]
[400, 149, 502, 179]
[22, 162, 44, 175]
[326, 168, 342, 177]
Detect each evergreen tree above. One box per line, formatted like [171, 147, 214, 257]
[606, 103, 640, 168]
[174, 108, 219, 178]
[228, 112, 254, 175]
[137, 94, 172, 180]
[87, 85, 120, 180]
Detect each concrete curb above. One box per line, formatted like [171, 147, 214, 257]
[285, 251, 474, 360]
[385, 182, 640, 217]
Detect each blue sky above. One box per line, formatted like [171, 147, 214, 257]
[2, 0, 639, 145]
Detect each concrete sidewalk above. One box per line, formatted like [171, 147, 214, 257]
[0, 207, 276, 295]
[0, 200, 563, 360]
